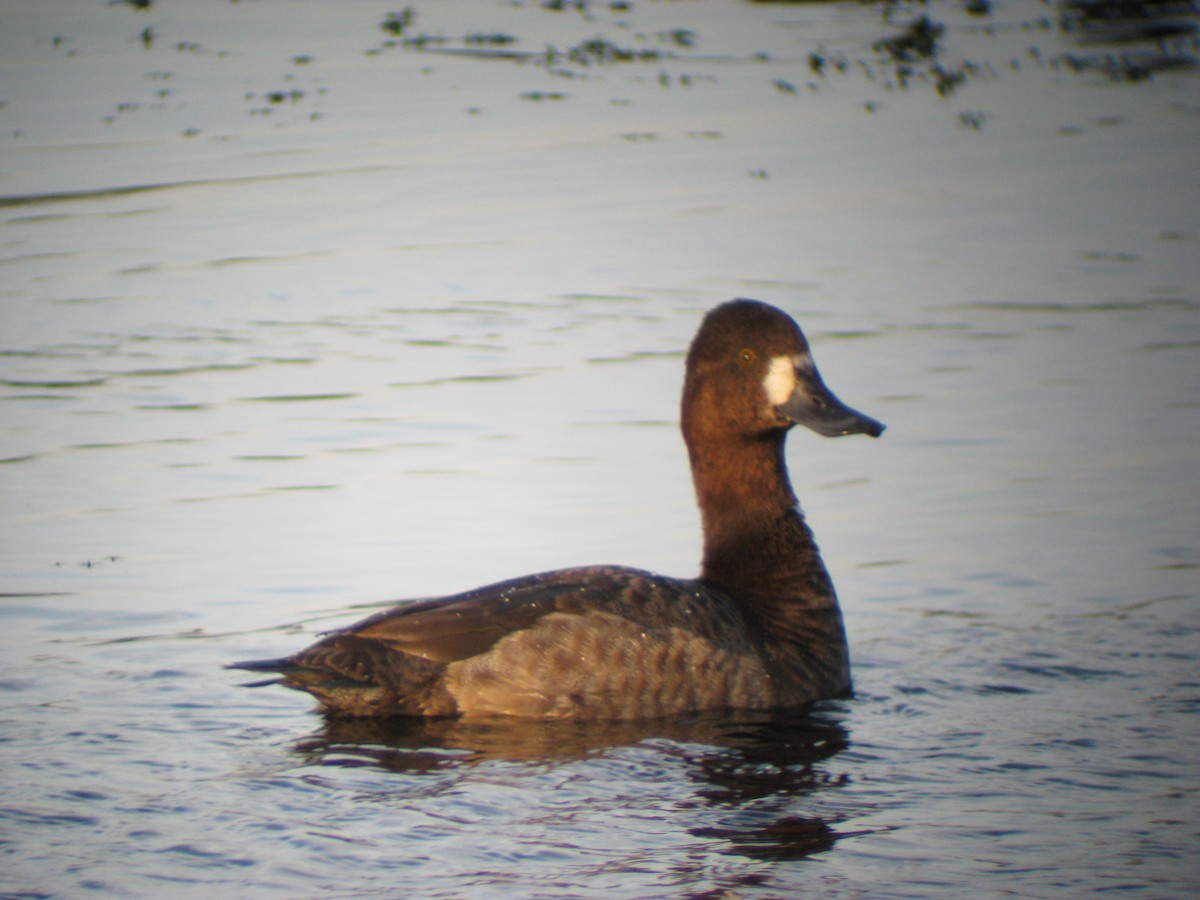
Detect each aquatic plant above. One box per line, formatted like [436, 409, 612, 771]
[464, 33, 518, 47]
[380, 8, 415, 37]
[265, 89, 305, 105]
[403, 34, 450, 50]
[521, 91, 569, 101]
[874, 15, 944, 62]
[932, 62, 975, 97]
[957, 110, 986, 130]
[659, 29, 697, 49]
[1054, 0, 1199, 81]
[567, 37, 661, 65]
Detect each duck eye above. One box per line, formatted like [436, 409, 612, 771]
[738, 349, 756, 366]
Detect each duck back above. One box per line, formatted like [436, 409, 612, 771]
[240, 566, 784, 718]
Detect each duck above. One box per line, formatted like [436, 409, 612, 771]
[231, 298, 884, 719]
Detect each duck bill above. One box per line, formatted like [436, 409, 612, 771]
[777, 368, 885, 438]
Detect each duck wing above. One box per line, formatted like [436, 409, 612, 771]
[347, 565, 671, 663]
[231, 565, 724, 715]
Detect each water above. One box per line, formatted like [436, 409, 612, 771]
[2, 0, 1198, 896]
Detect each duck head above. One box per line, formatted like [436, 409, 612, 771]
[683, 298, 885, 443]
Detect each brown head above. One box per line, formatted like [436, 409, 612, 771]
[681, 299, 884, 602]
[682, 298, 884, 448]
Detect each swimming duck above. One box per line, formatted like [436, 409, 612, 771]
[232, 299, 884, 718]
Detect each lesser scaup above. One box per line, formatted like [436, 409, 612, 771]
[233, 299, 884, 718]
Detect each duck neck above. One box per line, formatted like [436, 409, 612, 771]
[688, 431, 838, 615]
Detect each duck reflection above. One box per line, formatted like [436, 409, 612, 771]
[292, 707, 854, 861]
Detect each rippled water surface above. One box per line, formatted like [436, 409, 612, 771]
[2, 0, 1198, 896]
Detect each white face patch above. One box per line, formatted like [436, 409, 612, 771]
[762, 355, 798, 406]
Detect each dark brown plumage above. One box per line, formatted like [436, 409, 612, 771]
[232, 299, 884, 718]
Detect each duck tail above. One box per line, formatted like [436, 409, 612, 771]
[227, 656, 294, 687]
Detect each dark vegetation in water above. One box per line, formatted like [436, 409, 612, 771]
[380, 8, 415, 38]
[48, 555, 122, 570]
[796, 0, 1196, 114]
[875, 13, 945, 62]
[1056, 0, 1200, 80]
[364, 0, 1197, 124]
[28, 0, 1199, 138]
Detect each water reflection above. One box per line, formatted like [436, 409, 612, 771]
[299, 708, 846, 773]
[295, 709, 854, 861]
